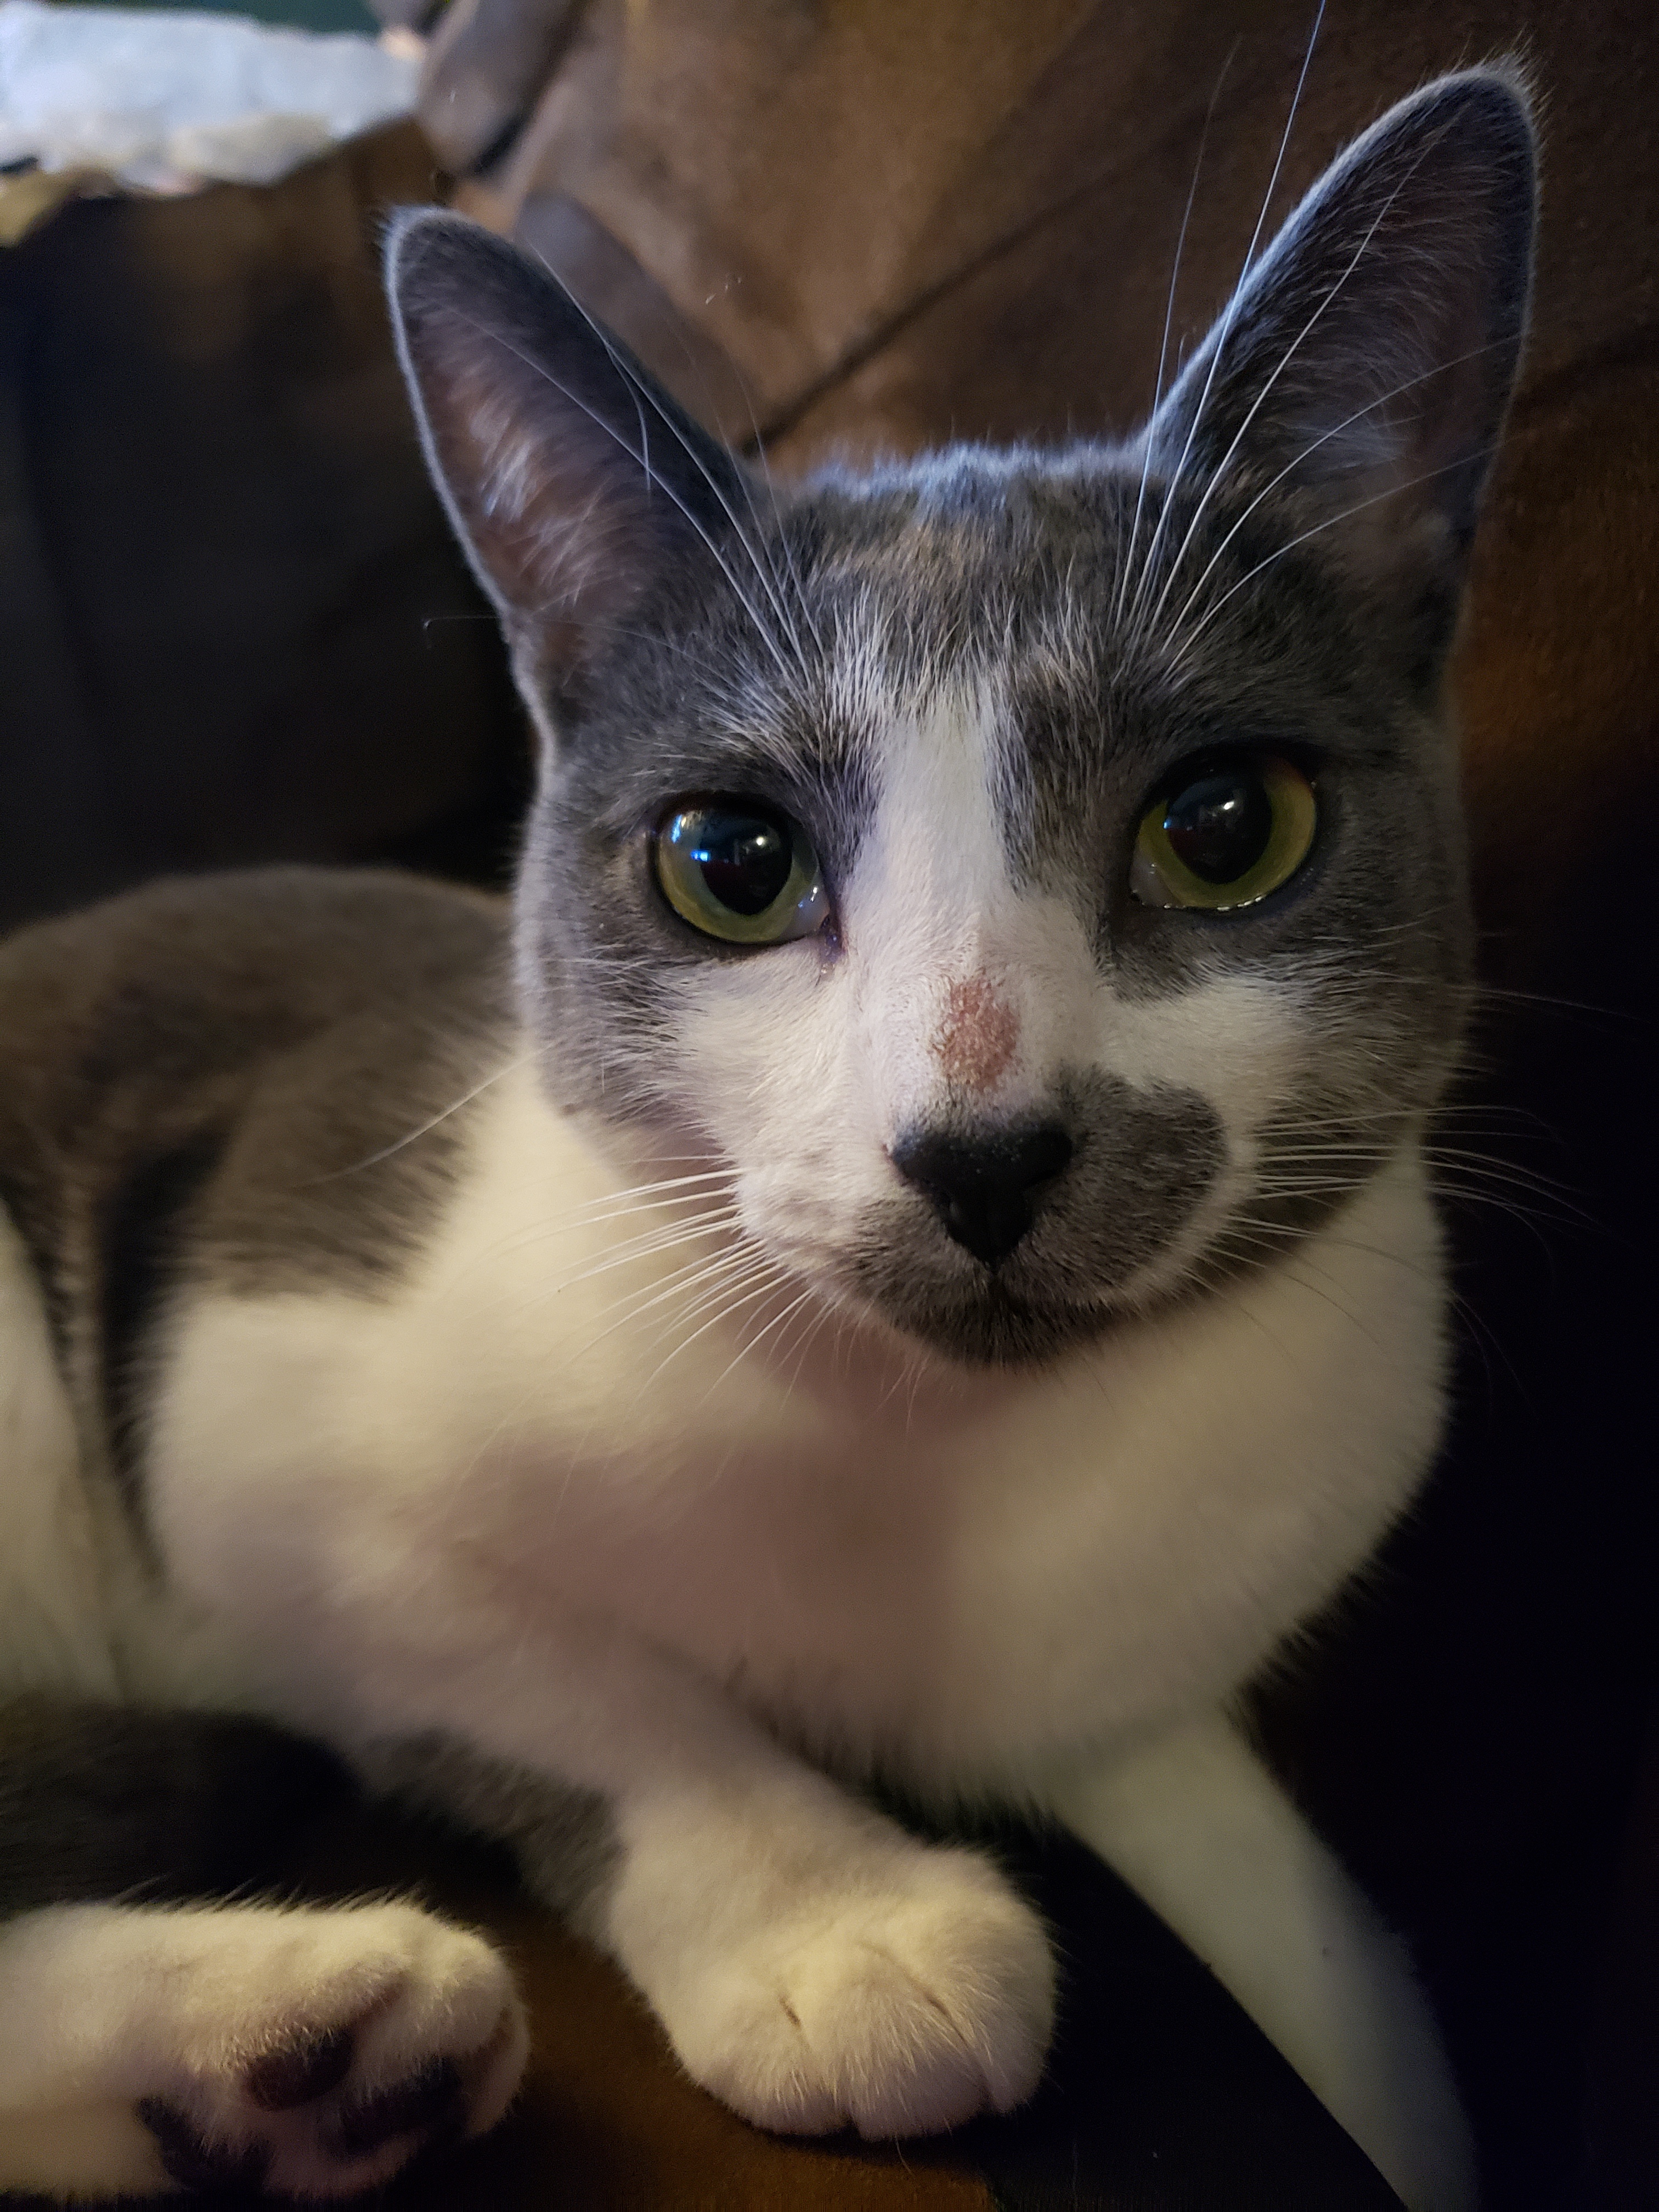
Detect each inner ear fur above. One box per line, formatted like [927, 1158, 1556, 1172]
[1146, 66, 1536, 583]
[384, 209, 753, 693]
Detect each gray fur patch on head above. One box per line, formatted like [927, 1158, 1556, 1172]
[387, 68, 1534, 1368]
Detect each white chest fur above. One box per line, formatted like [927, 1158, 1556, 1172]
[145, 1063, 1448, 1793]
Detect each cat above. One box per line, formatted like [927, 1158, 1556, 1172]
[0, 64, 1533, 2211]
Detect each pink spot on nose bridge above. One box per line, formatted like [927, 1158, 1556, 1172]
[932, 973, 1019, 1094]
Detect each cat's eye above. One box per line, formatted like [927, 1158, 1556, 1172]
[1130, 753, 1317, 911]
[653, 802, 831, 945]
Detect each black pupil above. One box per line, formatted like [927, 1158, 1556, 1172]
[1163, 770, 1273, 884]
[685, 812, 794, 916]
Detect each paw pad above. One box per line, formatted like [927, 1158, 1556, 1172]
[139, 2040, 473, 2194]
[136, 2099, 272, 2192]
[324, 2057, 465, 2158]
[244, 2026, 355, 2112]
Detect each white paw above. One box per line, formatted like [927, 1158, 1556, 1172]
[654, 1846, 1054, 2138]
[122, 1901, 526, 2196]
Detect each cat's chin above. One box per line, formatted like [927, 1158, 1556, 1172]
[852, 1276, 1120, 1371]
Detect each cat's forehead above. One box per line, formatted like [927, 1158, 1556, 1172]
[564, 435, 1438, 983]
[663, 461, 1273, 812]
[643, 452, 1131, 792]
[740, 443, 1381, 774]
[795, 449, 1130, 656]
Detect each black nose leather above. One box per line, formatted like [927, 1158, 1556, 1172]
[890, 1122, 1074, 1268]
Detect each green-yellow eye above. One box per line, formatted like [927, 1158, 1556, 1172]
[1130, 753, 1317, 911]
[653, 802, 831, 945]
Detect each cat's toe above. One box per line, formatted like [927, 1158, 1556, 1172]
[672, 1847, 1055, 2139]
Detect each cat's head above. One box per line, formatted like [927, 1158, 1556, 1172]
[386, 67, 1534, 1367]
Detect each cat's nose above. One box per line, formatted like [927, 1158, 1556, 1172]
[889, 1122, 1073, 1268]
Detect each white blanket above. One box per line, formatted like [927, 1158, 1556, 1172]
[0, 0, 418, 189]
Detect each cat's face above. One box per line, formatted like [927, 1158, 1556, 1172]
[508, 460, 1472, 1365]
[388, 67, 1534, 1366]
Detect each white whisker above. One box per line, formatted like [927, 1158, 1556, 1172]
[526, 251, 814, 683]
[1162, 450, 1487, 670]
[479, 319, 799, 687]
[1124, 0, 1326, 636]
[309, 1048, 543, 1182]
[1154, 337, 1508, 648]
[1113, 43, 1236, 628]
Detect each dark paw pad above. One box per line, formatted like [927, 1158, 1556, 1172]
[137, 2098, 272, 2193]
[323, 2057, 464, 2159]
[244, 2024, 356, 2112]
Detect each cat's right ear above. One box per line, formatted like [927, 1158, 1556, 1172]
[1137, 69, 1535, 620]
[385, 210, 748, 705]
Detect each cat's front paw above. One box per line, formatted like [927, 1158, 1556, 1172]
[128, 1901, 525, 2197]
[658, 1847, 1054, 2137]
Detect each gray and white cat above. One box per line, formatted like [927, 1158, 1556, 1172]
[0, 67, 1533, 2211]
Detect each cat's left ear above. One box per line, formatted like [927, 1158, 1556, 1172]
[1143, 66, 1536, 606]
[385, 210, 752, 706]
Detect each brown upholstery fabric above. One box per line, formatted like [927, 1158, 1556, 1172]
[0, 123, 527, 939]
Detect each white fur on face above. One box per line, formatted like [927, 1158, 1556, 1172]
[661, 667, 1306, 1317]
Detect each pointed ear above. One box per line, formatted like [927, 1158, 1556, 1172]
[1146, 67, 1536, 590]
[384, 210, 751, 700]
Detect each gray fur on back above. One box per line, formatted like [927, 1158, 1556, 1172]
[0, 867, 514, 1524]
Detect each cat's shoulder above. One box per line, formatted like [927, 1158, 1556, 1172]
[0, 866, 510, 1035]
[0, 867, 520, 1305]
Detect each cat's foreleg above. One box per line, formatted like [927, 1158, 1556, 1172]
[1051, 1712, 1476, 2212]
[328, 1622, 1056, 2138]
[0, 1899, 525, 2199]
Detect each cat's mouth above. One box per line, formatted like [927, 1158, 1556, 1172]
[726, 1080, 1232, 1368]
[813, 1103, 1228, 1366]
[835, 1248, 1122, 1369]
